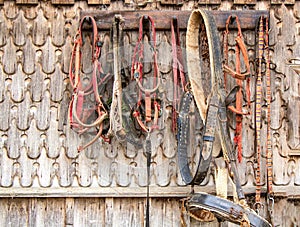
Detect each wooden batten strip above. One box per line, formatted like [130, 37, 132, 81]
[198, 0, 221, 4]
[16, 0, 38, 4]
[81, 10, 269, 31]
[271, 0, 295, 4]
[233, 0, 257, 5]
[51, 0, 75, 4]
[88, 0, 111, 5]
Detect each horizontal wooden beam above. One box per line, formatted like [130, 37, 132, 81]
[81, 10, 268, 31]
[1, 185, 299, 198]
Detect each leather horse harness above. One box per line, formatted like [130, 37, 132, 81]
[68, 16, 110, 151]
[178, 9, 272, 227]
[68, 11, 273, 227]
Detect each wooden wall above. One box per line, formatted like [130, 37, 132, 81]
[0, 0, 300, 226]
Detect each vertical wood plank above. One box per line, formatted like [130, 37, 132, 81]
[105, 198, 114, 227]
[0, 198, 8, 227]
[8, 199, 29, 227]
[45, 198, 65, 227]
[73, 198, 105, 226]
[65, 198, 74, 226]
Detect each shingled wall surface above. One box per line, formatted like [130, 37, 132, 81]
[0, 0, 300, 226]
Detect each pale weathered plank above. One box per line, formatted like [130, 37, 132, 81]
[16, 91, 31, 131]
[3, 1, 19, 19]
[282, 5, 296, 47]
[11, 65, 25, 103]
[0, 95, 11, 131]
[12, 10, 28, 46]
[23, 37, 37, 75]
[41, 37, 56, 74]
[0, 12, 8, 47]
[7, 198, 29, 226]
[46, 107, 61, 159]
[36, 90, 51, 131]
[50, 65, 64, 102]
[58, 91, 70, 131]
[44, 198, 66, 227]
[19, 146, 34, 187]
[51, 9, 66, 47]
[36, 148, 54, 187]
[73, 198, 105, 226]
[32, 9, 48, 46]
[29, 66, 46, 102]
[26, 120, 42, 159]
[2, 37, 17, 75]
[7, 120, 21, 159]
[61, 36, 73, 74]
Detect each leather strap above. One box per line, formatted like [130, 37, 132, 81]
[186, 193, 271, 227]
[68, 16, 109, 151]
[131, 15, 160, 132]
[171, 17, 186, 132]
[178, 9, 224, 185]
[223, 15, 251, 163]
[183, 9, 247, 203]
[255, 16, 264, 210]
[264, 17, 274, 223]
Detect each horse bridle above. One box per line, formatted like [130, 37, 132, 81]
[68, 16, 109, 151]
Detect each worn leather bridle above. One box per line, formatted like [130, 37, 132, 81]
[131, 15, 161, 133]
[68, 16, 109, 151]
[223, 15, 251, 163]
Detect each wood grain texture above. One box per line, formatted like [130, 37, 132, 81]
[82, 10, 269, 31]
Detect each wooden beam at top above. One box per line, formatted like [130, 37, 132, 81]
[81, 10, 269, 31]
[16, 0, 38, 4]
[51, 0, 75, 4]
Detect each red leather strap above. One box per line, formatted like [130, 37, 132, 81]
[223, 15, 251, 162]
[131, 15, 160, 132]
[171, 17, 186, 132]
[68, 16, 109, 151]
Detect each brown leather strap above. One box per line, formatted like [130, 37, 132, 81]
[255, 16, 264, 210]
[223, 15, 251, 163]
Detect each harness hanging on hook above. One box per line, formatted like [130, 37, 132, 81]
[131, 15, 161, 133]
[68, 16, 111, 152]
[223, 15, 251, 163]
[171, 16, 187, 133]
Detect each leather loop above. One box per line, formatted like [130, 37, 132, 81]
[178, 9, 223, 185]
